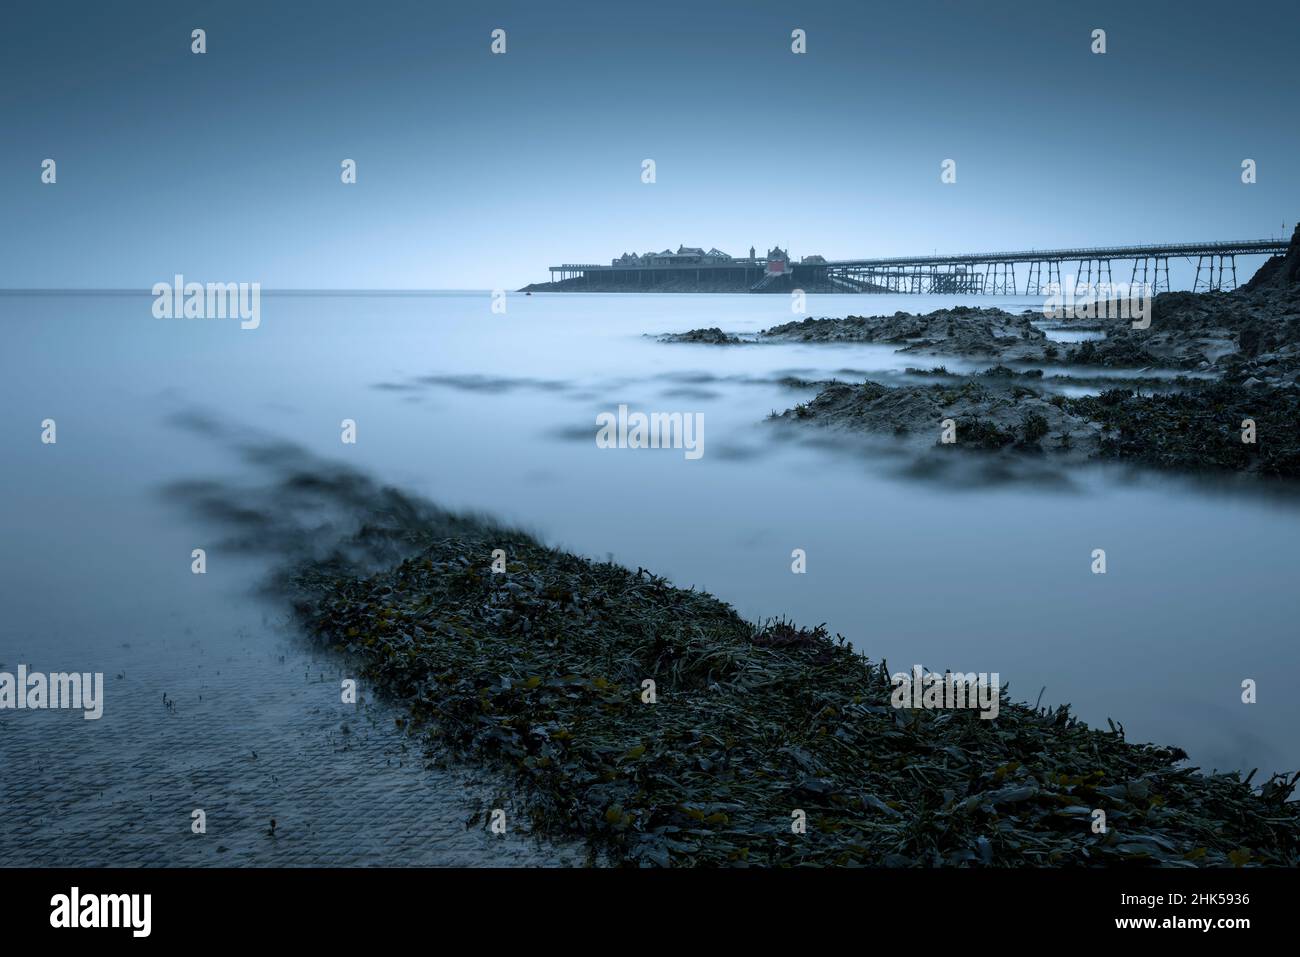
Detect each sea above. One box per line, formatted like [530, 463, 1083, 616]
[2, 290, 1296, 865]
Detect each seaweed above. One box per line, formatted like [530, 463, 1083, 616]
[291, 537, 1300, 868]
[1065, 381, 1300, 475]
[1018, 412, 1050, 447]
[957, 420, 1018, 450]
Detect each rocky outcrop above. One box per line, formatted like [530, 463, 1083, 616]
[658, 327, 744, 344]
[1241, 223, 1300, 293]
[762, 308, 1050, 360]
[777, 379, 1103, 458]
[1117, 229, 1300, 381]
[776, 375, 1300, 477]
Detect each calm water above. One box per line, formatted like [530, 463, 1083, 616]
[2, 291, 1297, 863]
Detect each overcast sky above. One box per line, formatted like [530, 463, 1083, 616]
[2, 0, 1296, 288]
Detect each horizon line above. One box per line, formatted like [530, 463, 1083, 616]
[0, 288, 513, 296]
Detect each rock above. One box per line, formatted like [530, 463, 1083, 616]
[1240, 222, 1300, 293]
[760, 308, 1050, 361]
[775, 378, 1101, 459]
[658, 327, 742, 345]
[777, 375, 1300, 477]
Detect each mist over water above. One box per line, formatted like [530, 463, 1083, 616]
[3, 290, 1298, 794]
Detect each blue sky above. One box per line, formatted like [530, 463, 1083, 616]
[1, 0, 1296, 288]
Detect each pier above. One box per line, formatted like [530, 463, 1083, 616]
[542, 238, 1290, 294]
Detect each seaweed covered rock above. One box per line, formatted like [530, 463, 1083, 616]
[774, 372, 1300, 477]
[1063, 381, 1300, 475]
[761, 308, 1047, 361]
[292, 537, 1300, 867]
[1066, 336, 1170, 368]
[774, 379, 1100, 454]
[659, 327, 743, 345]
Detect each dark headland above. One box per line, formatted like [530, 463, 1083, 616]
[520, 245, 840, 293]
